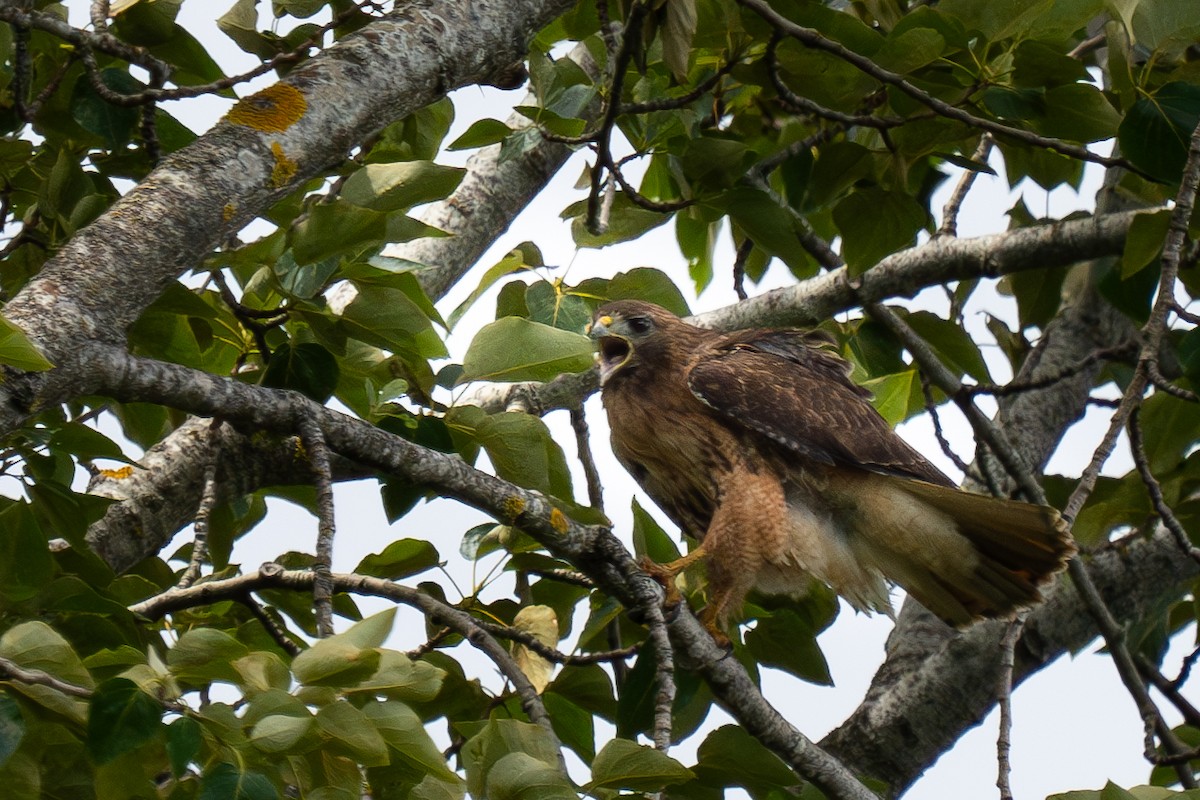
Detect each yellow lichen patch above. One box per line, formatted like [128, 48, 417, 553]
[222, 202, 236, 222]
[225, 83, 307, 133]
[293, 437, 308, 461]
[502, 495, 526, 520]
[99, 466, 135, 480]
[270, 142, 298, 189]
[549, 508, 569, 534]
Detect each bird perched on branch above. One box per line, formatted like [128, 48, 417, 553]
[588, 300, 1074, 639]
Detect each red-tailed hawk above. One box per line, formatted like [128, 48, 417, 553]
[588, 300, 1074, 636]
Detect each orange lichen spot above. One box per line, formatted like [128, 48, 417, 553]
[502, 495, 526, 520]
[270, 142, 297, 188]
[225, 83, 307, 133]
[222, 202, 236, 222]
[100, 466, 135, 480]
[549, 507, 569, 534]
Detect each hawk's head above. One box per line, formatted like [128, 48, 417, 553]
[587, 300, 686, 386]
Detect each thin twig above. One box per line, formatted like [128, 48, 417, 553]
[1137, 654, 1200, 731]
[0, 655, 93, 698]
[1128, 408, 1200, 566]
[569, 404, 605, 512]
[733, 238, 753, 301]
[241, 593, 303, 657]
[177, 433, 219, 590]
[1146, 360, 1200, 403]
[919, 372, 973, 477]
[996, 615, 1024, 800]
[938, 136, 994, 238]
[297, 414, 337, 638]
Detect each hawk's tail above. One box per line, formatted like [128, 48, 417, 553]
[876, 478, 1075, 627]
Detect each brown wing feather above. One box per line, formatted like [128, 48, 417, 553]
[687, 334, 954, 487]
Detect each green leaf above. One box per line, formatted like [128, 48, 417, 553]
[586, 738, 694, 792]
[722, 186, 813, 275]
[355, 538, 440, 579]
[872, 27, 945, 74]
[199, 762, 280, 800]
[273, 250, 338, 299]
[341, 162, 466, 212]
[314, 705, 388, 767]
[292, 610, 395, 685]
[168, 628, 249, 685]
[692, 725, 797, 794]
[938, 0, 1053, 39]
[341, 283, 446, 358]
[363, 700, 461, 783]
[632, 498, 682, 563]
[251, 713, 313, 754]
[904, 311, 992, 381]
[744, 609, 832, 685]
[216, 0, 279, 60]
[833, 189, 928, 274]
[567, 192, 672, 248]
[166, 716, 202, 778]
[525, 281, 591, 332]
[0, 694, 25, 769]
[460, 317, 594, 383]
[1121, 209, 1172, 279]
[1035, 84, 1121, 143]
[1118, 82, 1200, 184]
[0, 503, 53, 603]
[87, 678, 163, 764]
[859, 370, 920, 426]
[461, 719, 564, 800]
[1012, 39, 1091, 87]
[70, 69, 141, 149]
[261, 342, 339, 402]
[662, 0, 698, 82]
[448, 118, 513, 151]
[448, 243, 541, 328]
[604, 268, 693, 318]
[0, 314, 53, 371]
[474, 412, 573, 498]
[486, 752, 576, 800]
[0, 621, 94, 689]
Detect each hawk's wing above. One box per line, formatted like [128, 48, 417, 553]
[687, 332, 955, 487]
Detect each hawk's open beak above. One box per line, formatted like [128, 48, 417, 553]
[589, 315, 632, 386]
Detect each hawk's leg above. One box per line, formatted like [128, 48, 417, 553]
[639, 544, 708, 607]
[700, 463, 789, 645]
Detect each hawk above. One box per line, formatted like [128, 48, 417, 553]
[588, 299, 1074, 635]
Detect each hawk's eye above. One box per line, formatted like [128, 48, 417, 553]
[627, 316, 653, 335]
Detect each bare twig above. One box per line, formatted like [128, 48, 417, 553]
[1129, 408, 1200, 566]
[569, 404, 605, 512]
[0, 655, 93, 698]
[241, 592, 303, 657]
[996, 615, 1024, 800]
[177, 439, 219, 590]
[297, 414, 337, 638]
[938, 136, 994, 238]
[733, 238, 753, 301]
